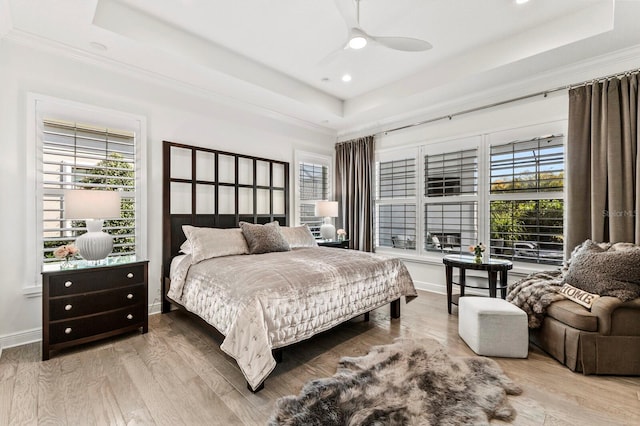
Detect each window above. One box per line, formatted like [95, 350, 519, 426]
[489, 135, 564, 264]
[41, 119, 137, 263]
[375, 124, 565, 266]
[424, 149, 478, 253]
[296, 153, 331, 238]
[26, 94, 146, 288]
[376, 155, 417, 250]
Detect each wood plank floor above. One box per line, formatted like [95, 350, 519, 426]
[1, 290, 639, 425]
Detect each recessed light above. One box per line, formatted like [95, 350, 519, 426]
[515, 0, 530, 4]
[90, 41, 108, 51]
[341, 74, 352, 83]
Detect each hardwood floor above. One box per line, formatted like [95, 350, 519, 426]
[1, 290, 639, 425]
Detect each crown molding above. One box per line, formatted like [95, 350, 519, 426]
[2, 29, 338, 138]
[337, 44, 640, 140]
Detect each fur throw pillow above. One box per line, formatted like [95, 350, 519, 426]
[563, 240, 640, 302]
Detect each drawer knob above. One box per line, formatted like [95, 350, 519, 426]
[127, 314, 133, 320]
[64, 281, 73, 288]
[126, 293, 134, 300]
[64, 327, 72, 334]
[64, 304, 72, 311]
[127, 273, 134, 279]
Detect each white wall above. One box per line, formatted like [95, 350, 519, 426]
[0, 39, 335, 348]
[372, 91, 569, 294]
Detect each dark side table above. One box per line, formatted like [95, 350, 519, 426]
[443, 254, 513, 314]
[318, 239, 349, 249]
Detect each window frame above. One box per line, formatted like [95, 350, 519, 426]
[294, 150, 332, 236]
[25, 93, 147, 291]
[374, 120, 566, 268]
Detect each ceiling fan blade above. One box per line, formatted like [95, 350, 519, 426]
[333, 0, 358, 29]
[317, 43, 349, 66]
[371, 36, 433, 52]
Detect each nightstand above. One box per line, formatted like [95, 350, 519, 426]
[41, 256, 148, 360]
[318, 239, 350, 249]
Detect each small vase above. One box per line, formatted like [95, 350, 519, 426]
[474, 254, 483, 264]
[60, 258, 77, 269]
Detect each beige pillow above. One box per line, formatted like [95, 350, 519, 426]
[239, 221, 290, 254]
[280, 225, 318, 248]
[182, 225, 249, 264]
[558, 283, 600, 309]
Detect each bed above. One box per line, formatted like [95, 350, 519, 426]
[162, 141, 417, 390]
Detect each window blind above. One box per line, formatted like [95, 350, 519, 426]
[424, 202, 478, 253]
[42, 119, 136, 262]
[489, 135, 564, 264]
[377, 204, 416, 250]
[378, 158, 416, 198]
[299, 162, 329, 237]
[425, 149, 478, 196]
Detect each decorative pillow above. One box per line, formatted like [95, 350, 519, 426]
[179, 240, 191, 254]
[280, 225, 318, 248]
[558, 283, 600, 309]
[563, 240, 640, 302]
[239, 221, 290, 254]
[182, 225, 249, 264]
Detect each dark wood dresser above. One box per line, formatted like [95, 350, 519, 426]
[41, 257, 149, 360]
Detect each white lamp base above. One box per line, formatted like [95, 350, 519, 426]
[320, 223, 336, 241]
[75, 219, 113, 261]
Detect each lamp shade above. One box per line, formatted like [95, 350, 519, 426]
[315, 201, 338, 218]
[65, 190, 121, 220]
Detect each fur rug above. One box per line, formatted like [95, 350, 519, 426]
[506, 269, 565, 328]
[269, 338, 522, 426]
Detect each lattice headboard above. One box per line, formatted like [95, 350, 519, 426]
[162, 141, 290, 278]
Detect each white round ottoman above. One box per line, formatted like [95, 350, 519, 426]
[458, 296, 528, 358]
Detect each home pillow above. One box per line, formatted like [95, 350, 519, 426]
[239, 221, 291, 254]
[558, 283, 600, 309]
[182, 225, 249, 264]
[563, 240, 640, 302]
[280, 225, 318, 248]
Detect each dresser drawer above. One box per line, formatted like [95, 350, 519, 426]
[49, 284, 145, 320]
[49, 264, 145, 296]
[49, 304, 145, 344]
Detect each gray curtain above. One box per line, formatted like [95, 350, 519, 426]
[335, 136, 375, 252]
[566, 73, 639, 255]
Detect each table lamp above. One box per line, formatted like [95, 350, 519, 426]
[65, 189, 121, 261]
[315, 200, 338, 241]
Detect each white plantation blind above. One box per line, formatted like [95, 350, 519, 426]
[376, 157, 417, 250]
[425, 149, 478, 196]
[489, 135, 564, 265]
[299, 161, 329, 238]
[42, 119, 137, 262]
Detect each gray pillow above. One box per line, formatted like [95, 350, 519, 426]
[280, 225, 318, 248]
[239, 221, 290, 254]
[563, 240, 640, 302]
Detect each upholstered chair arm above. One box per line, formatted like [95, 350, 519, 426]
[591, 296, 640, 335]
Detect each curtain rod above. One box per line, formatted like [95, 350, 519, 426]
[380, 67, 640, 136]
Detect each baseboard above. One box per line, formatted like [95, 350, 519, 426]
[413, 280, 494, 297]
[413, 280, 446, 295]
[0, 327, 41, 350]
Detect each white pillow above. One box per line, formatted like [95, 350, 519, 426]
[182, 225, 249, 264]
[280, 225, 318, 248]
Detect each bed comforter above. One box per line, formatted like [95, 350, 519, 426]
[168, 247, 417, 390]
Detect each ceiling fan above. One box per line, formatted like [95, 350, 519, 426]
[331, 0, 432, 54]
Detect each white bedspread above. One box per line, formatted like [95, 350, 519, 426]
[168, 247, 417, 390]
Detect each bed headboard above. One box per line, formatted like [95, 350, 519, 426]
[162, 140, 290, 278]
